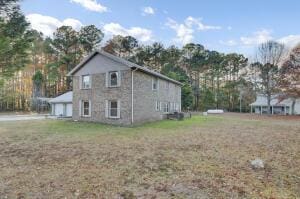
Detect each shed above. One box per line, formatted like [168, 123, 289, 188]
[49, 91, 73, 117]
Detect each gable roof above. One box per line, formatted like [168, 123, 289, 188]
[49, 91, 73, 104]
[67, 50, 183, 86]
[250, 94, 298, 106]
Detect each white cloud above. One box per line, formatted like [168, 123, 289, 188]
[219, 29, 300, 52]
[166, 18, 194, 44]
[142, 6, 155, 16]
[277, 35, 300, 48]
[103, 22, 153, 42]
[166, 17, 221, 45]
[219, 39, 238, 46]
[227, 26, 232, 30]
[62, 18, 83, 30]
[26, 13, 83, 37]
[185, 16, 221, 31]
[240, 29, 273, 45]
[219, 29, 273, 48]
[70, 0, 107, 13]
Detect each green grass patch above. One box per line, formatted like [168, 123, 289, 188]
[139, 115, 221, 129]
[0, 115, 221, 138]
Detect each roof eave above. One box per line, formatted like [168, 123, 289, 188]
[131, 67, 183, 86]
[67, 51, 98, 76]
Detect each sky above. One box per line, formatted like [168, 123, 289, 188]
[21, 0, 300, 57]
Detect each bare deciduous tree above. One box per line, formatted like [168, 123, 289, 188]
[252, 41, 285, 115]
[279, 44, 300, 114]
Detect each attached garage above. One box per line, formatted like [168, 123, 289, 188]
[49, 91, 73, 117]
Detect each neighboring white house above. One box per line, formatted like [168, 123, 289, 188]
[250, 94, 300, 115]
[49, 91, 73, 117]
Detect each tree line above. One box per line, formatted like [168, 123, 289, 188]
[0, 0, 299, 113]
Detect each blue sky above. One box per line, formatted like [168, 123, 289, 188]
[21, 0, 300, 56]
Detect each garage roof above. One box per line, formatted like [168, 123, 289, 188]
[49, 91, 73, 104]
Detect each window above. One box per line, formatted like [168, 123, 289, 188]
[109, 101, 118, 117]
[163, 102, 169, 113]
[106, 100, 120, 118]
[175, 103, 178, 112]
[81, 100, 90, 117]
[82, 75, 91, 89]
[156, 101, 160, 111]
[109, 71, 119, 87]
[175, 103, 181, 112]
[152, 77, 158, 90]
[170, 102, 174, 112]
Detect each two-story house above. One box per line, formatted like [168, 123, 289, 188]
[67, 50, 182, 125]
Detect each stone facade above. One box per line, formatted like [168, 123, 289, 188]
[72, 53, 182, 125]
[132, 71, 181, 123]
[73, 70, 132, 125]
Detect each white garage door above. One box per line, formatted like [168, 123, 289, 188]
[54, 104, 64, 116]
[52, 103, 73, 117]
[66, 103, 72, 117]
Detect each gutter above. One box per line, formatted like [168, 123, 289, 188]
[131, 67, 138, 124]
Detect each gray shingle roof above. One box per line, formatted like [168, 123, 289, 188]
[250, 94, 294, 106]
[49, 91, 73, 104]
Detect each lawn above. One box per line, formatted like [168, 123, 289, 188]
[0, 114, 299, 198]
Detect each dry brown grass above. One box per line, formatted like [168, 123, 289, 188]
[0, 114, 299, 199]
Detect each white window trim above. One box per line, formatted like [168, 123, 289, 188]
[81, 100, 91, 117]
[155, 101, 160, 111]
[166, 102, 169, 113]
[106, 71, 121, 88]
[106, 100, 121, 119]
[81, 75, 91, 89]
[175, 103, 178, 112]
[152, 77, 159, 91]
[162, 102, 169, 113]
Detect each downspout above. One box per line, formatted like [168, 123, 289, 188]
[131, 67, 138, 124]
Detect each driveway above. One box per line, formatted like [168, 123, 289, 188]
[0, 114, 48, 122]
